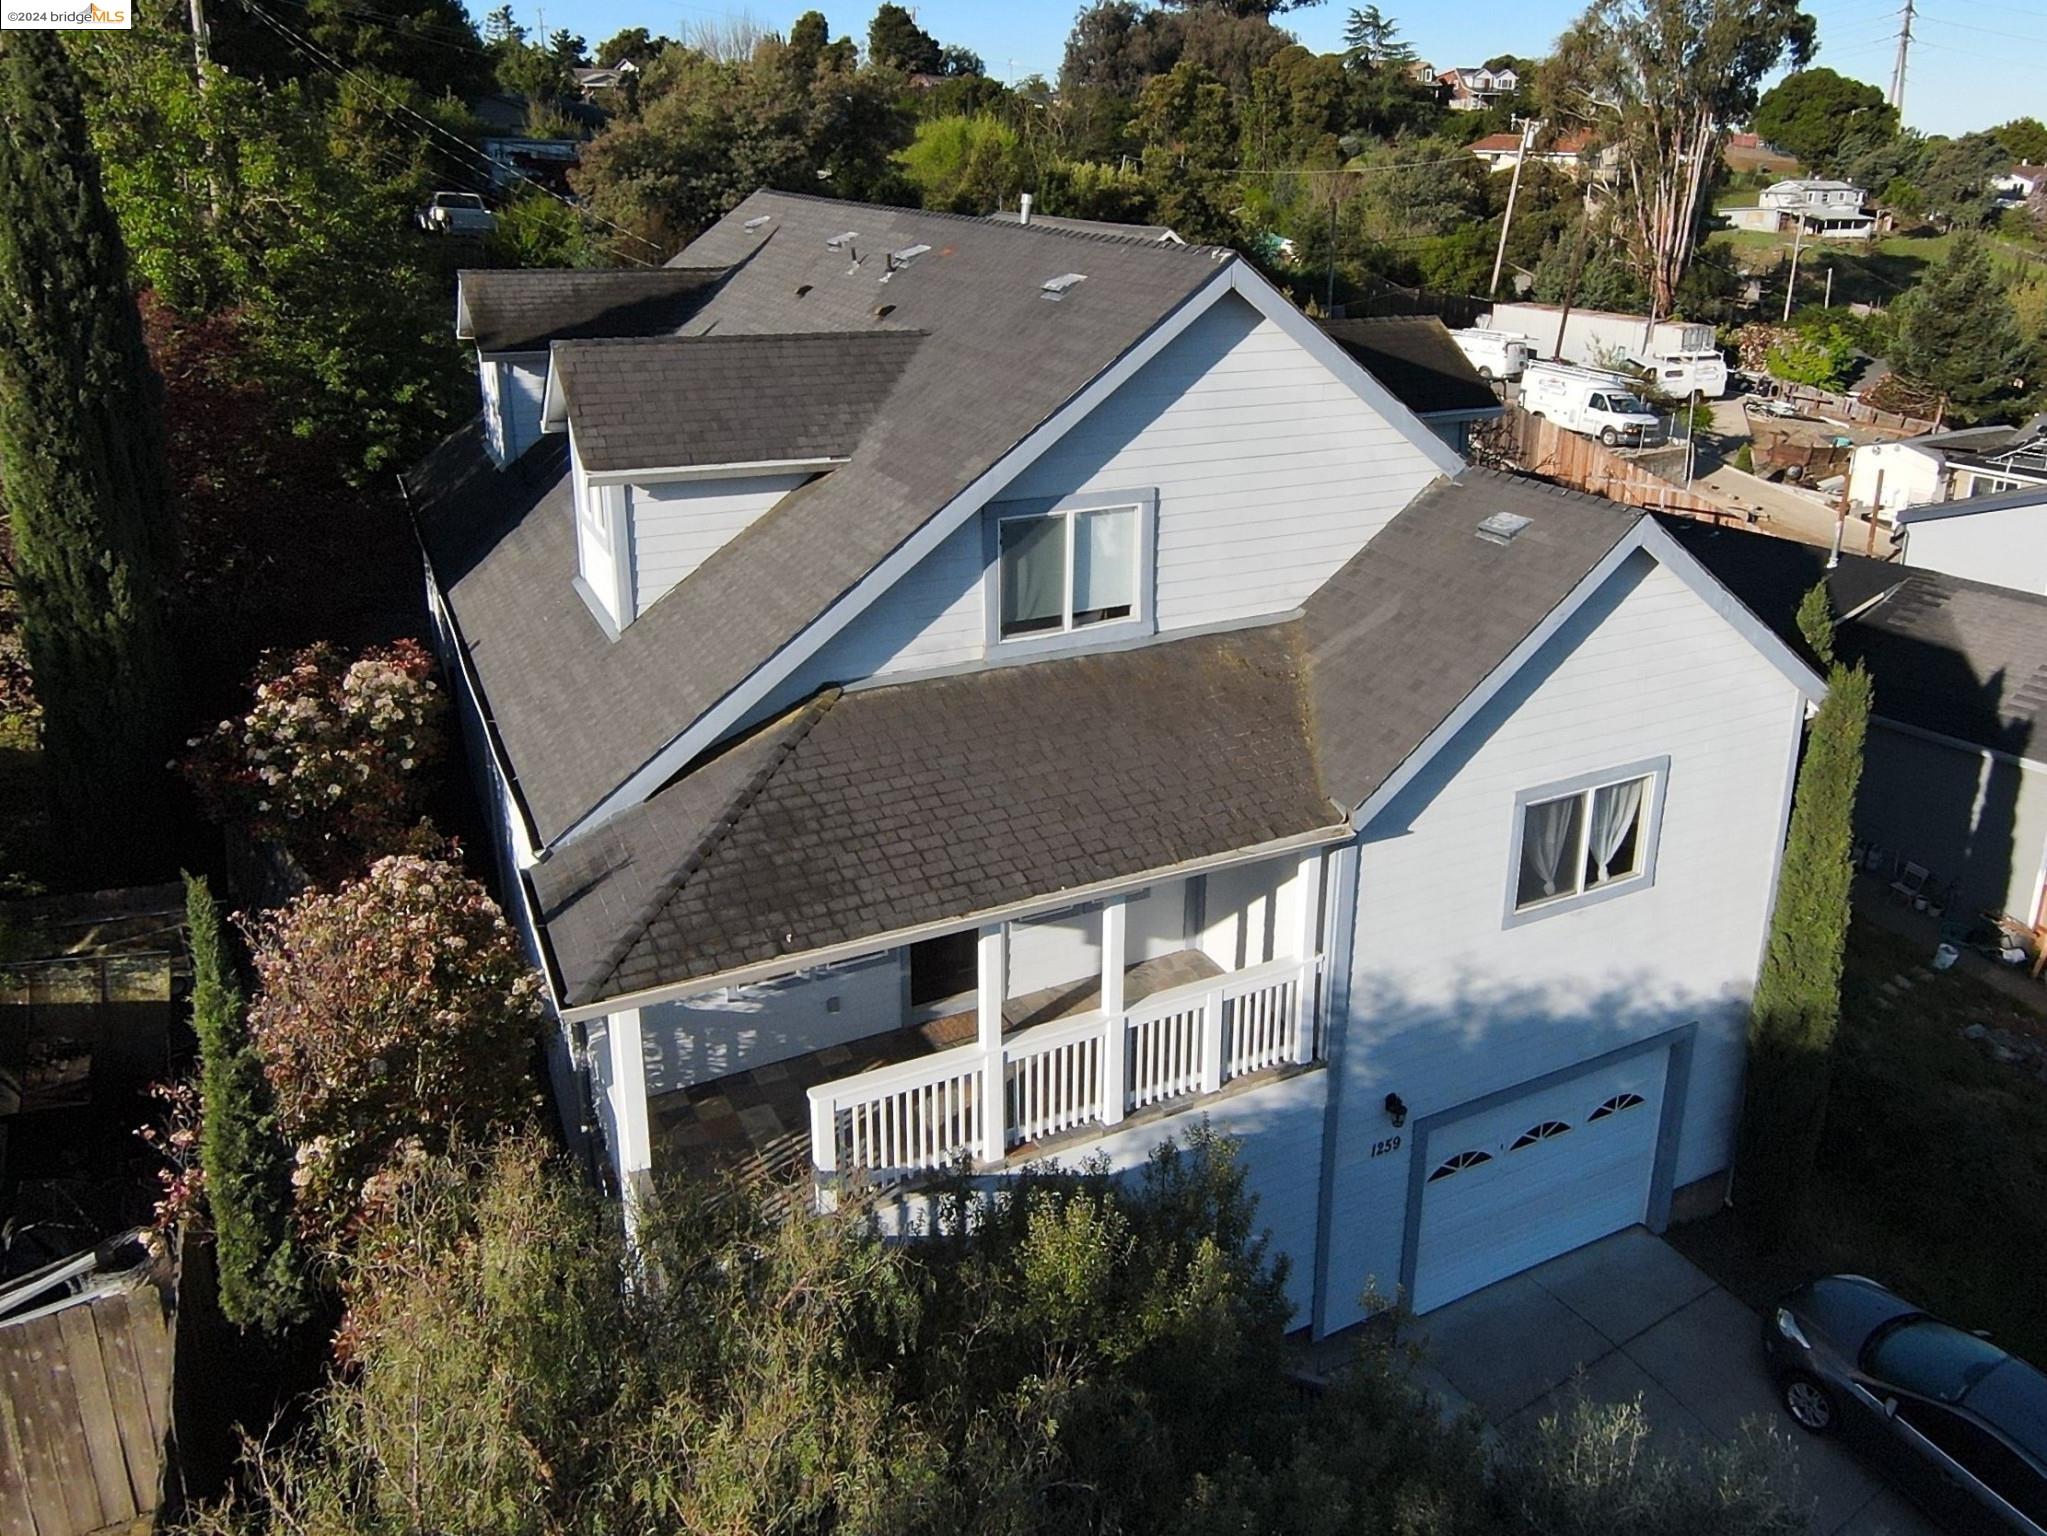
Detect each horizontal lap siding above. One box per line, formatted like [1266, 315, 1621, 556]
[1904, 510, 2047, 594]
[750, 293, 1444, 726]
[639, 953, 906, 1093]
[631, 473, 813, 615]
[1856, 721, 2047, 919]
[1320, 554, 1803, 1333]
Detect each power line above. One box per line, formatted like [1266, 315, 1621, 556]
[231, 0, 665, 260]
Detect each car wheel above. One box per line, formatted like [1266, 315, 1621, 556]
[1478, 366, 1495, 381]
[1781, 1374, 1838, 1434]
[1600, 427, 1620, 447]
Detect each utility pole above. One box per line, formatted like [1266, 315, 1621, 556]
[1824, 264, 1834, 309]
[1889, 0, 1915, 115]
[187, 0, 211, 81]
[1551, 187, 1595, 360]
[1326, 183, 1340, 313]
[1782, 213, 1806, 323]
[1489, 116, 1538, 298]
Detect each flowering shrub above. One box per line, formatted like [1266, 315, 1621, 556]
[137, 1077, 206, 1232]
[183, 638, 446, 881]
[245, 855, 543, 1246]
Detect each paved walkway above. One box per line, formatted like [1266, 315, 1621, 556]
[1361, 1229, 1940, 1535]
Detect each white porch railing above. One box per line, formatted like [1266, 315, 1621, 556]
[807, 954, 1321, 1186]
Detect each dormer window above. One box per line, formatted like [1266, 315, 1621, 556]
[985, 490, 1156, 654]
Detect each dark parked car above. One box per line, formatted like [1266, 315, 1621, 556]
[1763, 1275, 2047, 1534]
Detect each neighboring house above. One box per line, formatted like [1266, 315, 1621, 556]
[1437, 65, 1518, 110]
[410, 190, 1822, 1335]
[1671, 519, 2047, 928]
[1723, 133, 1798, 176]
[571, 61, 638, 99]
[1318, 315, 1505, 453]
[1896, 483, 2047, 594]
[1722, 179, 1877, 241]
[1851, 419, 2047, 519]
[1468, 127, 1614, 180]
[1994, 164, 2047, 204]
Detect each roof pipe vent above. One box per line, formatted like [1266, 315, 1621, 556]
[1475, 511, 1533, 546]
[827, 230, 862, 271]
[1019, 192, 1033, 226]
[743, 214, 772, 234]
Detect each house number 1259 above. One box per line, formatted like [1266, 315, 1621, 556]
[1370, 1135, 1401, 1158]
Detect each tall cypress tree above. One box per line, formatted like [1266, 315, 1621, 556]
[1736, 584, 1873, 1250]
[0, 33, 178, 884]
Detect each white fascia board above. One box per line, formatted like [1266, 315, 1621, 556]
[581, 456, 847, 487]
[1225, 263, 1468, 481]
[540, 353, 570, 432]
[554, 259, 1244, 849]
[1349, 519, 1827, 832]
[555, 817, 1352, 1021]
[454, 278, 474, 341]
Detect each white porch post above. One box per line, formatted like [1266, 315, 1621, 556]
[977, 924, 1008, 1164]
[1100, 897, 1128, 1125]
[1293, 850, 1325, 1064]
[604, 1008, 654, 1222]
[1200, 980, 1227, 1093]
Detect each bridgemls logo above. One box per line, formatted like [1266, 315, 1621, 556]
[1, 0, 131, 26]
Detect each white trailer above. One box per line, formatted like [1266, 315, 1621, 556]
[1482, 302, 1727, 398]
[1449, 328, 1536, 381]
[1519, 360, 1668, 448]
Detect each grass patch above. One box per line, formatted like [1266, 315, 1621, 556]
[1671, 912, 2047, 1364]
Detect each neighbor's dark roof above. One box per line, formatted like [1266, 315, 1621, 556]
[1318, 317, 1501, 419]
[1305, 469, 1643, 812]
[416, 190, 1234, 844]
[1661, 518, 2047, 761]
[456, 268, 728, 355]
[550, 331, 924, 473]
[532, 626, 1342, 1005]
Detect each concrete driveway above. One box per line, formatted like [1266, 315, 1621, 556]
[1408, 1228, 1939, 1535]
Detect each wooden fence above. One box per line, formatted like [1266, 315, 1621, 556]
[0, 1247, 175, 1536]
[1485, 410, 1742, 523]
[1752, 381, 1938, 437]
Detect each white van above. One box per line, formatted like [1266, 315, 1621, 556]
[1451, 328, 1535, 381]
[1520, 361, 1667, 448]
[1634, 349, 1728, 399]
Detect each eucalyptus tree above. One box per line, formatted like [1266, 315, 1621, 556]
[1545, 0, 1816, 314]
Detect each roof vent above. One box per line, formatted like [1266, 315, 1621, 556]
[825, 231, 858, 249]
[881, 243, 931, 280]
[743, 214, 772, 233]
[1476, 511, 1533, 546]
[1041, 272, 1087, 300]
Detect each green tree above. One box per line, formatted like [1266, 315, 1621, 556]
[868, 1, 941, 73]
[1766, 323, 1856, 389]
[1062, 0, 1182, 96]
[897, 114, 1030, 212]
[187, 873, 309, 1335]
[1751, 69, 1896, 177]
[547, 28, 589, 66]
[0, 32, 178, 883]
[1891, 236, 2034, 423]
[302, 0, 492, 99]
[595, 24, 661, 65]
[1736, 599, 1870, 1251]
[1135, 59, 1242, 242]
[1919, 131, 2010, 230]
[1343, 5, 1416, 68]
[1994, 116, 2047, 166]
[1546, 0, 1816, 313]
[786, 10, 829, 70]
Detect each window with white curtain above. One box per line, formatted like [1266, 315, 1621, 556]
[1512, 770, 1657, 915]
[998, 504, 1140, 638]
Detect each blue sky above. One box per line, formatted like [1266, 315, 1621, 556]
[548, 0, 2028, 139]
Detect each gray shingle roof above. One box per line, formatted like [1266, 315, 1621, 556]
[532, 626, 1343, 1006]
[1305, 468, 1643, 812]
[1661, 517, 2047, 762]
[1317, 317, 1502, 418]
[550, 331, 923, 473]
[456, 268, 728, 355]
[416, 190, 1234, 845]
[984, 210, 1181, 242]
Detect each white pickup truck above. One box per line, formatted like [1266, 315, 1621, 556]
[416, 191, 497, 236]
[1520, 360, 1668, 448]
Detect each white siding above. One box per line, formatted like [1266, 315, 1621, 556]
[1006, 293, 1444, 629]
[480, 355, 548, 467]
[1200, 859, 1295, 972]
[1125, 880, 1193, 961]
[629, 472, 812, 615]
[1903, 504, 2047, 594]
[753, 291, 1446, 720]
[637, 952, 904, 1094]
[1008, 907, 1104, 999]
[1852, 441, 1945, 520]
[1318, 552, 1805, 1333]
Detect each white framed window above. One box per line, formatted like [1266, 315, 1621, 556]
[982, 489, 1156, 655]
[1504, 757, 1668, 926]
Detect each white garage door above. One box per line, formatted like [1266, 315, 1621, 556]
[1410, 1051, 1667, 1314]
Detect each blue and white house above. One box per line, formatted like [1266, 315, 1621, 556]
[411, 191, 1823, 1336]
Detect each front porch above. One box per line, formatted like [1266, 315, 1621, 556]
[626, 848, 1332, 1198]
